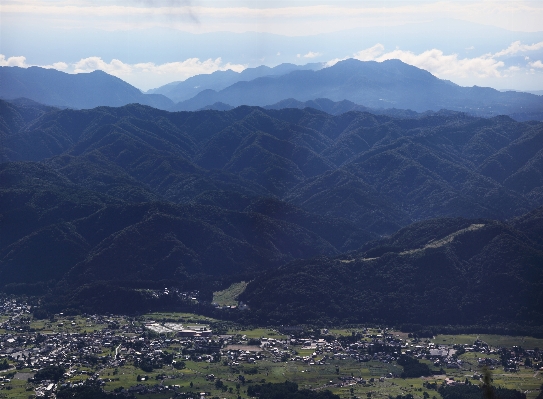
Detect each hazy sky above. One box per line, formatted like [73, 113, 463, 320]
[1, 0, 543, 91]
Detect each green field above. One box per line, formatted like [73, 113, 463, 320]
[29, 316, 110, 334]
[432, 334, 543, 349]
[227, 327, 288, 340]
[213, 281, 249, 306]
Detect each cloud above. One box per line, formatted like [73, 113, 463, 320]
[493, 41, 543, 57]
[303, 51, 322, 59]
[0, 55, 27, 67]
[0, 54, 247, 90]
[43, 62, 69, 70]
[326, 40, 543, 80]
[375, 48, 504, 78]
[353, 44, 385, 61]
[73, 57, 132, 75]
[71, 56, 245, 79]
[134, 0, 199, 24]
[4, 1, 543, 34]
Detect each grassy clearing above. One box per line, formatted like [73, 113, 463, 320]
[213, 281, 248, 306]
[29, 316, 110, 334]
[432, 334, 543, 349]
[227, 328, 287, 340]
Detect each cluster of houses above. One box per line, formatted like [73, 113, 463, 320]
[212, 301, 249, 311]
[1, 299, 542, 398]
[0, 299, 32, 317]
[145, 322, 212, 337]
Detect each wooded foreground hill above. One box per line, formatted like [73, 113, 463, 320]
[1, 98, 542, 326]
[240, 210, 543, 327]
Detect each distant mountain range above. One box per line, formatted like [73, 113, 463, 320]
[146, 62, 323, 103]
[0, 66, 174, 110]
[2, 60, 543, 121]
[1, 98, 543, 325]
[204, 98, 421, 119]
[170, 59, 543, 120]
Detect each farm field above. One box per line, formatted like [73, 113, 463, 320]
[432, 334, 543, 349]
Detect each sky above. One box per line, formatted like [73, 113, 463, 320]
[1, 0, 543, 92]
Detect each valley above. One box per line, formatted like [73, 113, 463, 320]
[1, 59, 543, 399]
[0, 299, 542, 399]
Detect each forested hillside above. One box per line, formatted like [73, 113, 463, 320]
[1, 98, 542, 325]
[239, 213, 543, 326]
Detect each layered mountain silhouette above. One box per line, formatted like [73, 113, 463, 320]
[0, 66, 174, 110]
[2, 59, 543, 121]
[172, 59, 543, 119]
[147, 63, 323, 103]
[1, 98, 543, 324]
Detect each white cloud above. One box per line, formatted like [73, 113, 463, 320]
[375, 48, 504, 79]
[70, 56, 247, 89]
[0, 55, 27, 67]
[43, 62, 69, 70]
[73, 57, 133, 75]
[4, 1, 543, 34]
[326, 43, 386, 67]
[326, 40, 543, 80]
[324, 57, 346, 67]
[0, 55, 66, 70]
[303, 51, 322, 59]
[0, 54, 247, 90]
[353, 44, 385, 61]
[493, 41, 543, 57]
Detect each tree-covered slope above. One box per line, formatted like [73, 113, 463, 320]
[240, 213, 543, 326]
[1, 99, 543, 324]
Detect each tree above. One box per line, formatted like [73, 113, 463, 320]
[34, 365, 65, 382]
[481, 367, 495, 399]
[173, 360, 186, 370]
[0, 359, 10, 371]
